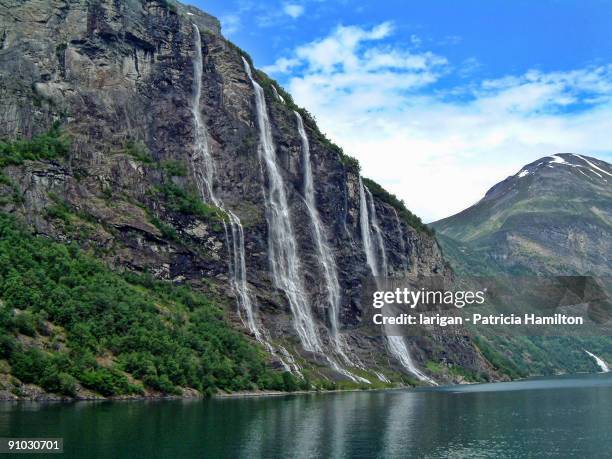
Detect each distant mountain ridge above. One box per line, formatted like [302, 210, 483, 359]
[432, 153, 611, 376]
[433, 153, 612, 275]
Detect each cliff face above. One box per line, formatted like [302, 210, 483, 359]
[0, 0, 494, 386]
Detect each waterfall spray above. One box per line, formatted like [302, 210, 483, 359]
[359, 178, 436, 385]
[272, 85, 285, 104]
[191, 25, 216, 203]
[242, 57, 367, 383]
[392, 208, 408, 271]
[295, 111, 359, 368]
[365, 186, 388, 276]
[585, 350, 610, 373]
[190, 26, 294, 372]
[295, 112, 342, 336]
[242, 56, 322, 353]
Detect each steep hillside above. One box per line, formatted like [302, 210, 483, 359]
[433, 154, 612, 375]
[433, 154, 611, 275]
[0, 0, 497, 397]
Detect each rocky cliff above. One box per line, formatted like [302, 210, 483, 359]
[0, 0, 496, 392]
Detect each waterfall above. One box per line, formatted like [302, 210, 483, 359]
[585, 350, 610, 373]
[242, 58, 368, 384]
[295, 111, 342, 337]
[392, 208, 408, 271]
[359, 179, 379, 277]
[359, 178, 436, 385]
[374, 371, 391, 383]
[365, 186, 388, 276]
[190, 27, 294, 372]
[272, 85, 285, 104]
[242, 57, 322, 353]
[295, 111, 362, 371]
[191, 25, 215, 202]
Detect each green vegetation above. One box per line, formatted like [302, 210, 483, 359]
[117, 141, 188, 177]
[473, 336, 527, 380]
[160, 159, 188, 177]
[0, 214, 301, 397]
[0, 122, 69, 168]
[151, 183, 227, 222]
[149, 214, 180, 242]
[121, 140, 153, 164]
[425, 360, 486, 382]
[0, 125, 68, 206]
[435, 234, 500, 276]
[338, 151, 361, 172]
[425, 360, 444, 374]
[476, 335, 611, 377]
[151, 183, 225, 220]
[158, 0, 178, 13]
[0, 173, 23, 206]
[228, 41, 254, 67]
[362, 177, 433, 235]
[45, 193, 98, 239]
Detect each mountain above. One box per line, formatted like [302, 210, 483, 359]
[432, 153, 612, 376]
[433, 154, 612, 275]
[0, 0, 499, 398]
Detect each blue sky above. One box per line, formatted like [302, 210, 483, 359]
[187, 0, 612, 221]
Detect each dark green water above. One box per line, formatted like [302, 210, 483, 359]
[1, 373, 611, 458]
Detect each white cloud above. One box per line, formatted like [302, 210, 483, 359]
[220, 14, 241, 35]
[263, 56, 302, 74]
[458, 57, 481, 78]
[410, 34, 422, 47]
[264, 23, 612, 222]
[283, 3, 305, 19]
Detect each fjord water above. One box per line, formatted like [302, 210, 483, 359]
[4, 373, 609, 458]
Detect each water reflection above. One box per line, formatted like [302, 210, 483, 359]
[0, 373, 611, 458]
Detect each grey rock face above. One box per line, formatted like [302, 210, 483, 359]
[0, 0, 493, 383]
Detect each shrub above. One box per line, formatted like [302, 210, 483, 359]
[473, 336, 526, 379]
[143, 374, 181, 395]
[78, 368, 133, 396]
[282, 371, 298, 392]
[0, 213, 284, 396]
[362, 177, 433, 236]
[9, 348, 48, 384]
[40, 371, 78, 397]
[0, 122, 69, 168]
[152, 183, 226, 221]
[122, 140, 152, 163]
[159, 160, 188, 177]
[0, 335, 16, 359]
[14, 312, 37, 337]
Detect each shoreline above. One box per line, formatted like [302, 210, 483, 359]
[0, 385, 411, 403]
[1, 372, 606, 403]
